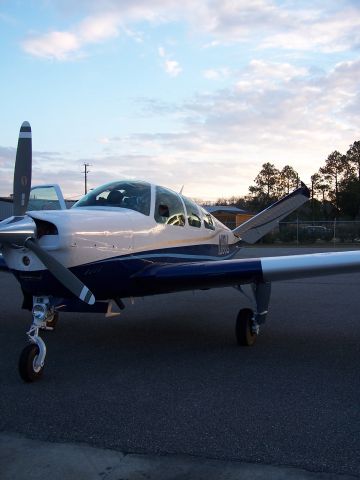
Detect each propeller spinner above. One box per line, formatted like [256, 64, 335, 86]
[0, 122, 95, 305]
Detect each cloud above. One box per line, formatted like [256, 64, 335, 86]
[261, 8, 360, 52]
[0, 147, 75, 197]
[4, 56, 357, 200]
[164, 59, 182, 77]
[197, 1, 360, 53]
[234, 60, 308, 92]
[158, 46, 182, 77]
[0, 146, 15, 168]
[106, 57, 360, 197]
[21, 1, 178, 60]
[21, 1, 360, 60]
[22, 12, 123, 60]
[22, 31, 81, 61]
[158, 46, 166, 57]
[203, 68, 230, 80]
[2, 49, 358, 202]
[78, 13, 121, 43]
[199, 0, 285, 39]
[11, 1, 360, 200]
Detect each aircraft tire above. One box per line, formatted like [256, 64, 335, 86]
[18, 344, 44, 382]
[236, 308, 257, 346]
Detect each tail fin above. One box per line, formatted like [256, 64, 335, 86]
[232, 183, 310, 244]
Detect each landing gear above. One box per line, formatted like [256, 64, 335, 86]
[19, 296, 52, 382]
[236, 308, 258, 346]
[42, 311, 58, 331]
[235, 281, 272, 346]
[19, 343, 44, 382]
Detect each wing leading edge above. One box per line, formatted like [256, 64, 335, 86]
[132, 250, 360, 294]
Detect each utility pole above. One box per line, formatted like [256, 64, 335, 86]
[82, 163, 91, 195]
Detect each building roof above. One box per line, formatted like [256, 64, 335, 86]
[203, 205, 248, 215]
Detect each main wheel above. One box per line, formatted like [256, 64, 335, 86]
[236, 308, 257, 346]
[19, 344, 44, 382]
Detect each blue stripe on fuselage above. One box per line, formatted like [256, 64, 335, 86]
[133, 258, 264, 294]
[13, 242, 242, 301]
[90, 242, 240, 265]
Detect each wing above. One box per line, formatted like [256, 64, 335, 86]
[132, 250, 360, 294]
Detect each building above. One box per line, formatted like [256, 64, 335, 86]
[0, 197, 14, 221]
[204, 206, 253, 229]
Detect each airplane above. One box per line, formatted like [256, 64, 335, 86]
[1, 121, 360, 383]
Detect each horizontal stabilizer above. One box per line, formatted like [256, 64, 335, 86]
[233, 183, 310, 244]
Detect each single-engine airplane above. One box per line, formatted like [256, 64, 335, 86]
[1, 122, 360, 382]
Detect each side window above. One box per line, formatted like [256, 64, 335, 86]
[202, 210, 216, 230]
[182, 196, 201, 228]
[154, 186, 185, 227]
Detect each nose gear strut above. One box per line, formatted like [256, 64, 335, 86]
[18, 296, 54, 382]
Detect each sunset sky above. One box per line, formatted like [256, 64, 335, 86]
[1, 0, 359, 201]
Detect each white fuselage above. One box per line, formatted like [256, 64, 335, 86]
[3, 206, 238, 273]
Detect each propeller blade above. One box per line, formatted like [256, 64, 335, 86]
[13, 121, 32, 216]
[25, 238, 95, 305]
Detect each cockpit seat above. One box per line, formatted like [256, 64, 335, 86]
[107, 190, 123, 205]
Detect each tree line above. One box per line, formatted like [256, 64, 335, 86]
[214, 140, 360, 220]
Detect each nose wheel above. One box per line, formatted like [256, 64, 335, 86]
[19, 343, 45, 382]
[19, 296, 51, 382]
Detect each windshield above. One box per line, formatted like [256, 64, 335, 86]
[72, 181, 151, 216]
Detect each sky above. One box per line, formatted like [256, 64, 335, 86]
[0, 0, 359, 201]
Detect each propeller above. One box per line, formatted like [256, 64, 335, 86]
[25, 239, 95, 304]
[13, 121, 32, 216]
[0, 122, 95, 305]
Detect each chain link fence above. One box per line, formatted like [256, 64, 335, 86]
[262, 220, 360, 245]
[216, 216, 360, 245]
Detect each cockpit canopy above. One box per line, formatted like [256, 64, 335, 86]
[72, 180, 217, 231]
[73, 181, 151, 216]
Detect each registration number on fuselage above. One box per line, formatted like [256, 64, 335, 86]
[218, 233, 230, 255]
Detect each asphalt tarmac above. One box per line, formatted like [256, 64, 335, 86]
[0, 247, 359, 478]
